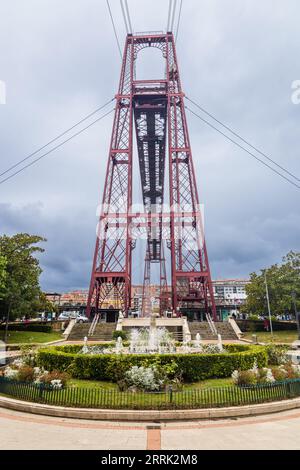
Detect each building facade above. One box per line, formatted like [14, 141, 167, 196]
[46, 279, 249, 319]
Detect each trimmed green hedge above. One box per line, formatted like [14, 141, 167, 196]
[237, 320, 297, 332]
[0, 323, 52, 333]
[37, 344, 268, 382]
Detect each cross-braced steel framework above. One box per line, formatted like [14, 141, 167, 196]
[86, 32, 217, 320]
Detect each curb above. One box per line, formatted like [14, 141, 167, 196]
[1, 395, 300, 421]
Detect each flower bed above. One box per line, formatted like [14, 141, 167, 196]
[232, 361, 300, 387]
[1, 355, 69, 390]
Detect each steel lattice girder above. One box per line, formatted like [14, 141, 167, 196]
[134, 94, 167, 261]
[86, 32, 217, 320]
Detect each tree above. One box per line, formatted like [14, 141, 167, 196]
[242, 251, 300, 317]
[32, 292, 57, 315]
[0, 255, 7, 299]
[0, 233, 46, 321]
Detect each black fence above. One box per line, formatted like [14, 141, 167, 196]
[1, 377, 300, 410]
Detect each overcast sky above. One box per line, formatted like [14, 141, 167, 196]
[0, 0, 299, 292]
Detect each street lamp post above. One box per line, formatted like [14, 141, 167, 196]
[291, 291, 300, 340]
[4, 299, 11, 344]
[264, 270, 273, 336]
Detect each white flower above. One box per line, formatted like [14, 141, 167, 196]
[12, 359, 24, 368]
[231, 370, 240, 384]
[251, 360, 259, 376]
[33, 367, 41, 376]
[265, 369, 275, 383]
[4, 366, 19, 380]
[50, 379, 63, 389]
[291, 365, 300, 377]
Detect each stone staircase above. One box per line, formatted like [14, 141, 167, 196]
[67, 322, 116, 341]
[215, 322, 239, 340]
[67, 323, 90, 341]
[188, 322, 217, 340]
[166, 327, 183, 342]
[188, 321, 239, 341]
[89, 323, 116, 341]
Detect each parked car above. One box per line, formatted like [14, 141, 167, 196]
[58, 312, 73, 321]
[58, 312, 88, 323]
[75, 314, 89, 324]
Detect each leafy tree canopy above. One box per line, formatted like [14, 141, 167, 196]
[242, 251, 300, 317]
[0, 233, 46, 320]
[0, 254, 7, 299]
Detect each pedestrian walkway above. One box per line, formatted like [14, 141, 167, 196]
[0, 408, 300, 450]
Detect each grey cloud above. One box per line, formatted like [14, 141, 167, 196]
[0, 0, 299, 291]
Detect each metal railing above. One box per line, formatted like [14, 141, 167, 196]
[88, 313, 99, 337]
[206, 312, 218, 336]
[1, 377, 300, 410]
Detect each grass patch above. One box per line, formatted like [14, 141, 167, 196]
[69, 379, 118, 390]
[243, 330, 298, 344]
[68, 377, 232, 391]
[186, 377, 232, 389]
[0, 331, 63, 344]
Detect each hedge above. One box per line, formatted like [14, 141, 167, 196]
[0, 323, 52, 333]
[37, 344, 268, 382]
[237, 320, 297, 332]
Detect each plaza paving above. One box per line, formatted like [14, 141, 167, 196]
[0, 408, 300, 450]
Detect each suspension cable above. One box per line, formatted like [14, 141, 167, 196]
[186, 105, 300, 190]
[124, 0, 133, 33]
[170, 0, 178, 31]
[0, 98, 114, 179]
[167, 0, 173, 31]
[175, 0, 183, 42]
[120, 0, 130, 34]
[106, 0, 122, 58]
[0, 108, 115, 186]
[186, 96, 299, 182]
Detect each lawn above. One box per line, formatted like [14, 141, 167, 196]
[69, 379, 118, 390]
[68, 377, 232, 391]
[243, 330, 298, 344]
[186, 377, 232, 389]
[0, 331, 63, 344]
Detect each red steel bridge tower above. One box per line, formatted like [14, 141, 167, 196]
[86, 32, 217, 321]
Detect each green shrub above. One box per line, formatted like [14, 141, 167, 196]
[17, 365, 35, 382]
[112, 330, 128, 341]
[37, 344, 268, 382]
[234, 370, 257, 386]
[266, 344, 289, 365]
[39, 370, 70, 387]
[271, 367, 288, 382]
[0, 323, 52, 333]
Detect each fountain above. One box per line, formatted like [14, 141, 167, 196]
[115, 336, 123, 354]
[194, 333, 202, 349]
[130, 328, 141, 353]
[128, 322, 175, 354]
[82, 336, 89, 353]
[148, 315, 157, 352]
[217, 334, 223, 352]
[80, 315, 227, 356]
